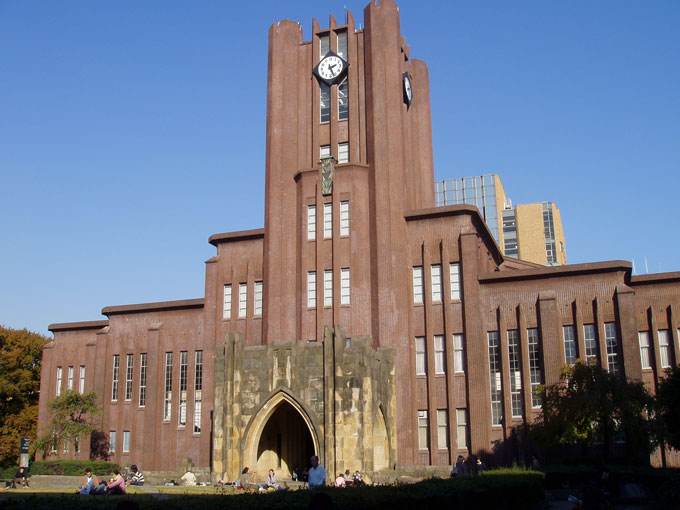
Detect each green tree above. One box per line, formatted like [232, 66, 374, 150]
[655, 366, 680, 451]
[0, 326, 49, 467]
[36, 390, 102, 458]
[532, 361, 655, 460]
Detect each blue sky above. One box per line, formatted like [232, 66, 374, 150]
[1, 0, 678, 336]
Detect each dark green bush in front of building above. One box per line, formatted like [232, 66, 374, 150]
[23, 460, 121, 476]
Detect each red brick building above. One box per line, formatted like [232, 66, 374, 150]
[38, 0, 680, 479]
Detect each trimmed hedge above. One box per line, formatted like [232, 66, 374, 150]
[17, 460, 121, 477]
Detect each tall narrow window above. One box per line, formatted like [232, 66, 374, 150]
[323, 203, 332, 239]
[583, 324, 598, 362]
[319, 33, 329, 56]
[415, 336, 426, 375]
[338, 79, 349, 120]
[436, 410, 448, 450]
[163, 352, 173, 421]
[179, 351, 188, 427]
[67, 366, 74, 391]
[63, 437, 69, 453]
[223, 284, 232, 319]
[336, 30, 347, 58]
[79, 366, 85, 394]
[109, 431, 116, 453]
[338, 142, 349, 163]
[453, 334, 465, 373]
[417, 410, 428, 450]
[340, 268, 350, 305]
[563, 325, 577, 364]
[254, 281, 263, 316]
[456, 409, 468, 449]
[320, 145, 331, 159]
[431, 264, 442, 302]
[604, 322, 619, 373]
[123, 431, 130, 453]
[238, 283, 247, 318]
[340, 201, 349, 236]
[639, 332, 651, 369]
[307, 271, 317, 308]
[434, 335, 446, 374]
[488, 331, 503, 426]
[324, 270, 333, 307]
[320, 83, 330, 123]
[139, 353, 147, 407]
[412, 266, 423, 304]
[658, 329, 672, 368]
[307, 205, 316, 241]
[450, 263, 461, 300]
[74, 436, 80, 453]
[527, 328, 543, 408]
[111, 355, 119, 401]
[125, 354, 133, 401]
[194, 350, 203, 433]
[508, 330, 524, 418]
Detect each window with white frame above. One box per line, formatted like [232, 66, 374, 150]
[583, 324, 598, 362]
[336, 30, 347, 58]
[194, 350, 203, 433]
[338, 142, 349, 163]
[67, 366, 74, 391]
[56, 366, 62, 397]
[139, 353, 147, 407]
[238, 283, 247, 318]
[450, 263, 461, 300]
[340, 201, 349, 236]
[179, 351, 188, 426]
[338, 78, 348, 120]
[223, 284, 232, 319]
[605, 322, 619, 373]
[431, 264, 442, 302]
[340, 268, 350, 305]
[456, 408, 468, 449]
[413, 266, 423, 304]
[639, 331, 651, 369]
[658, 329, 672, 368]
[417, 410, 428, 450]
[488, 331, 503, 426]
[307, 271, 317, 308]
[79, 365, 85, 394]
[508, 330, 523, 418]
[163, 352, 173, 421]
[436, 409, 448, 450]
[109, 430, 116, 453]
[434, 335, 446, 374]
[563, 325, 577, 364]
[528, 328, 542, 408]
[111, 355, 119, 401]
[453, 334, 465, 373]
[319, 33, 329, 56]
[323, 203, 332, 239]
[320, 145, 331, 159]
[254, 281, 263, 316]
[415, 336, 426, 375]
[123, 431, 130, 453]
[320, 83, 330, 123]
[125, 354, 133, 401]
[324, 270, 333, 307]
[307, 205, 316, 240]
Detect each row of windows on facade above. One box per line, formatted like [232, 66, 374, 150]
[105, 351, 203, 434]
[417, 408, 469, 452]
[307, 200, 350, 241]
[319, 31, 349, 123]
[50, 429, 133, 456]
[320, 143, 350, 163]
[412, 263, 462, 304]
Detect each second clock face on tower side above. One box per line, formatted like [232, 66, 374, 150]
[313, 51, 349, 86]
[403, 72, 413, 107]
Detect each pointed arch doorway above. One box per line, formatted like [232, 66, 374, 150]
[243, 392, 318, 477]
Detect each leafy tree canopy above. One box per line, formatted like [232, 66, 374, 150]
[655, 366, 680, 451]
[0, 325, 49, 467]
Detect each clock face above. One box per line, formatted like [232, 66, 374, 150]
[318, 55, 344, 80]
[403, 72, 413, 106]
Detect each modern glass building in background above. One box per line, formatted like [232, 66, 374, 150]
[435, 175, 567, 266]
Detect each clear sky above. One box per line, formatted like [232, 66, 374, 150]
[1, 0, 678, 336]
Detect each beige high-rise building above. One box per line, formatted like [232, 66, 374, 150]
[435, 175, 567, 265]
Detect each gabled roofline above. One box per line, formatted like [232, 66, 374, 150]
[209, 228, 264, 247]
[102, 298, 204, 316]
[479, 260, 632, 284]
[48, 320, 109, 333]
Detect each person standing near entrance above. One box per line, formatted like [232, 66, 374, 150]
[307, 455, 326, 488]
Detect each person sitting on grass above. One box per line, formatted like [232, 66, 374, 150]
[78, 468, 100, 494]
[334, 473, 346, 488]
[107, 470, 126, 495]
[126, 465, 145, 486]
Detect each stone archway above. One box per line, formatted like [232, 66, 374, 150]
[242, 391, 319, 477]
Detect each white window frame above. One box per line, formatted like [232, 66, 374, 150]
[111, 355, 119, 401]
[563, 325, 577, 364]
[453, 334, 465, 373]
[431, 264, 442, 302]
[415, 336, 426, 375]
[193, 350, 203, 434]
[163, 352, 172, 421]
[78, 365, 86, 394]
[436, 409, 448, 450]
[323, 203, 332, 239]
[179, 351, 188, 427]
[122, 431, 130, 453]
[307, 205, 316, 241]
[528, 328, 542, 408]
[339, 201, 349, 236]
[139, 353, 147, 407]
[67, 366, 74, 391]
[605, 322, 619, 374]
[324, 269, 333, 307]
[125, 354, 133, 401]
[254, 281, 263, 316]
[56, 366, 62, 397]
[338, 142, 349, 163]
[639, 331, 651, 369]
[449, 263, 461, 300]
[456, 408, 468, 449]
[417, 410, 429, 450]
[109, 430, 116, 453]
[434, 335, 446, 374]
[583, 324, 598, 362]
[223, 284, 232, 320]
[658, 329, 672, 368]
[320, 144, 331, 159]
[238, 283, 247, 318]
[508, 330, 524, 418]
[413, 266, 423, 304]
[340, 268, 350, 305]
[307, 271, 317, 308]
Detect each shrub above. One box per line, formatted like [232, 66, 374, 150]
[24, 460, 121, 476]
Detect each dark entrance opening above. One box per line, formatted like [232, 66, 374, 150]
[256, 401, 315, 477]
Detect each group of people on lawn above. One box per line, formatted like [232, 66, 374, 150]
[78, 464, 144, 495]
